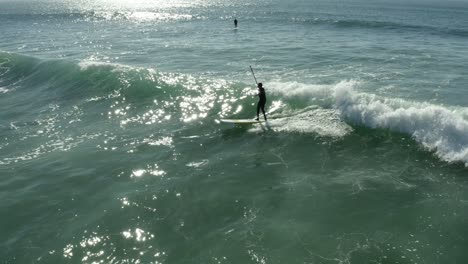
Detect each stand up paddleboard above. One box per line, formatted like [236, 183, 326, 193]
[220, 119, 265, 125]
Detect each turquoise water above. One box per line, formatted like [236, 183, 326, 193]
[1, 0, 468, 263]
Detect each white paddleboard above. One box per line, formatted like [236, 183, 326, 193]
[220, 119, 265, 124]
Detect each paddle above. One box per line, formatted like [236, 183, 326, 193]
[249, 65, 258, 85]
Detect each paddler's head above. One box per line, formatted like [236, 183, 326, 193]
[257, 83, 263, 88]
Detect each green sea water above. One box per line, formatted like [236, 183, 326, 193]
[1, 0, 468, 263]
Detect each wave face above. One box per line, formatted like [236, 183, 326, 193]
[2, 52, 468, 166]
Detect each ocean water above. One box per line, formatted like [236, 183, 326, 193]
[1, 0, 468, 263]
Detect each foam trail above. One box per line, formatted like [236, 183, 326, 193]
[333, 81, 468, 165]
[254, 82, 352, 137]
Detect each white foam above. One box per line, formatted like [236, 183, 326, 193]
[333, 81, 468, 164]
[248, 106, 352, 137]
[254, 81, 351, 137]
[271, 79, 468, 165]
[78, 60, 132, 71]
[268, 81, 332, 100]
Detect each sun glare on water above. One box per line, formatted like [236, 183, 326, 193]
[67, 0, 216, 10]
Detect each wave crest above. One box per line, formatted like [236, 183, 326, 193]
[291, 17, 468, 38]
[334, 81, 468, 164]
[273, 80, 468, 165]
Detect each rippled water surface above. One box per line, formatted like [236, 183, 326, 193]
[1, 0, 468, 263]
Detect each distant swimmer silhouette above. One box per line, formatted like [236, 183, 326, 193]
[234, 18, 238, 28]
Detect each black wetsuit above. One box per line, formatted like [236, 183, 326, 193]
[257, 87, 267, 120]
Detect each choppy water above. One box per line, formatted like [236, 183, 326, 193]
[1, 0, 468, 263]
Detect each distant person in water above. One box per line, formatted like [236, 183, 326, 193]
[255, 82, 267, 121]
[234, 18, 238, 28]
